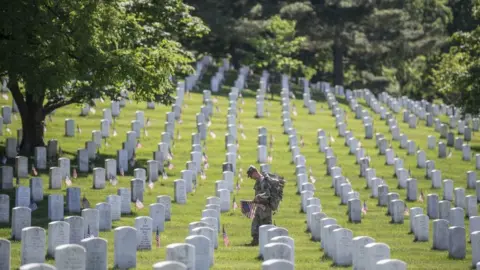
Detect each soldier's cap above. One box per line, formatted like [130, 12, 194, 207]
[247, 165, 257, 178]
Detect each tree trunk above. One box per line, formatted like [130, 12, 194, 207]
[333, 25, 345, 87]
[19, 106, 46, 156]
[8, 78, 46, 156]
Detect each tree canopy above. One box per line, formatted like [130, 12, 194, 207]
[0, 0, 208, 154]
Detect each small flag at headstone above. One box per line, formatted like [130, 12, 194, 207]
[99, 97, 104, 103]
[215, 105, 220, 113]
[135, 199, 144, 210]
[300, 136, 305, 147]
[5, 127, 10, 134]
[207, 120, 212, 127]
[404, 202, 410, 216]
[136, 140, 142, 149]
[168, 162, 174, 170]
[77, 124, 81, 134]
[148, 181, 154, 190]
[144, 129, 149, 137]
[162, 170, 168, 180]
[236, 180, 240, 192]
[82, 195, 91, 209]
[241, 132, 246, 140]
[146, 117, 151, 127]
[73, 168, 78, 179]
[223, 225, 230, 247]
[203, 162, 209, 170]
[110, 175, 118, 186]
[29, 202, 38, 211]
[65, 176, 72, 186]
[330, 134, 335, 142]
[361, 201, 368, 215]
[209, 131, 216, 139]
[2, 93, 8, 100]
[267, 154, 273, 163]
[32, 166, 38, 176]
[233, 197, 238, 211]
[156, 227, 160, 247]
[201, 170, 206, 180]
[419, 190, 424, 203]
[119, 167, 124, 176]
[113, 128, 118, 137]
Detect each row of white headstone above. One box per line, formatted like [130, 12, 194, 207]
[309, 81, 480, 267]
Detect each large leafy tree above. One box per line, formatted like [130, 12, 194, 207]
[0, 0, 207, 155]
[236, 15, 309, 76]
[433, 0, 480, 115]
[280, 0, 451, 92]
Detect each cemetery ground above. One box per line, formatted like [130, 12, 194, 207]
[1, 68, 479, 269]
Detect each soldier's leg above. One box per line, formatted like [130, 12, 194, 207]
[251, 212, 261, 240]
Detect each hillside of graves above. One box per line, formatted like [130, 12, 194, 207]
[1, 58, 480, 269]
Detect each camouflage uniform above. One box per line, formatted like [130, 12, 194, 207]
[251, 175, 272, 242]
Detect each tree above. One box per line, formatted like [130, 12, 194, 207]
[280, 0, 451, 92]
[0, 0, 208, 155]
[237, 15, 308, 76]
[433, 0, 480, 115]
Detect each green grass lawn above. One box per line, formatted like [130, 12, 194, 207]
[0, 65, 479, 269]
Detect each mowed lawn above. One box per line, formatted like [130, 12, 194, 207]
[0, 66, 479, 269]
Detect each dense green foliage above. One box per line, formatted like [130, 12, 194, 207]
[433, 0, 480, 115]
[0, 0, 207, 154]
[2, 0, 480, 154]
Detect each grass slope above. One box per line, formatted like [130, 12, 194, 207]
[0, 67, 479, 269]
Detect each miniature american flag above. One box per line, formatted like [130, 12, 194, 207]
[236, 180, 240, 192]
[209, 131, 216, 139]
[223, 225, 230, 247]
[32, 166, 38, 176]
[110, 176, 118, 186]
[148, 181, 154, 190]
[419, 190, 424, 203]
[29, 202, 38, 211]
[81, 196, 91, 209]
[404, 203, 410, 216]
[120, 167, 124, 176]
[156, 227, 160, 247]
[113, 128, 118, 137]
[233, 197, 238, 211]
[135, 199, 144, 210]
[361, 201, 368, 215]
[77, 124, 81, 133]
[73, 168, 78, 179]
[241, 132, 246, 140]
[136, 141, 142, 148]
[241, 200, 257, 219]
[65, 176, 72, 187]
[330, 134, 335, 142]
[162, 171, 168, 180]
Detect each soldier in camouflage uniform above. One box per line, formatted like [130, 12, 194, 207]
[247, 165, 272, 246]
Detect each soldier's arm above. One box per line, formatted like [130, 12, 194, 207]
[253, 181, 271, 204]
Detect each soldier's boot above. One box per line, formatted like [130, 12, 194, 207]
[249, 236, 259, 246]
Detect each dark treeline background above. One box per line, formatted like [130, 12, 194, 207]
[182, 0, 480, 114]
